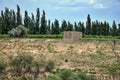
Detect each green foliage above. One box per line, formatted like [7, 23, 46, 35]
[0, 16, 3, 34]
[51, 19, 60, 34]
[10, 54, 33, 74]
[59, 69, 73, 80]
[46, 75, 62, 80]
[30, 13, 35, 34]
[77, 22, 85, 34]
[61, 20, 67, 32]
[35, 8, 40, 34]
[66, 21, 73, 31]
[118, 24, 120, 36]
[108, 62, 120, 76]
[32, 60, 40, 74]
[46, 69, 98, 80]
[24, 10, 30, 29]
[26, 34, 63, 39]
[77, 72, 97, 80]
[21, 74, 34, 80]
[10, 55, 22, 73]
[45, 60, 55, 72]
[0, 34, 9, 38]
[21, 75, 28, 80]
[112, 20, 117, 36]
[17, 5, 22, 25]
[0, 5, 120, 37]
[0, 7, 16, 34]
[46, 20, 51, 34]
[0, 57, 7, 73]
[84, 35, 120, 40]
[86, 14, 91, 35]
[100, 62, 120, 76]
[91, 21, 97, 35]
[40, 10, 46, 34]
[47, 43, 55, 53]
[22, 54, 33, 72]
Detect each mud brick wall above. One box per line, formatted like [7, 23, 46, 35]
[63, 31, 82, 41]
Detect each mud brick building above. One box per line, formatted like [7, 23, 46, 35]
[63, 31, 82, 42]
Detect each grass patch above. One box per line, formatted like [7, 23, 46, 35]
[46, 69, 98, 80]
[25, 34, 63, 39]
[0, 34, 9, 38]
[83, 35, 120, 41]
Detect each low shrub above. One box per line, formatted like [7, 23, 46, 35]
[77, 72, 97, 80]
[10, 55, 23, 73]
[21, 74, 34, 80]
[46, 75, 62, 80]
[45, 60, 55, 72]
[108, 62, 120, 76]
[54, 69, 98, 80]
[0, 57, 7, 74]
[8, 25, 28, 37]
[59, 69, 73, 80]
[100, 62, 120, 79]
[10, 54, 33, 74]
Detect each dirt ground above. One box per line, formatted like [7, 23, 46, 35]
[0, 38, 120, 80]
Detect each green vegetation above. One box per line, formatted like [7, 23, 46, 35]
[59, 69, 73, 80]
[25, 34, 63, 39]
[100, 62, 120, 79]
[10, 54, 33, 74]
[0, 4, 120, 80]
[1, 34, 120, 40]
[46, 69, 98, 80]
[0, 53, 99, 80]
[45, 60, 55, 72]
[0, 5, 120, 37]
[0, 56, 7, 74]
[46, 75, 62, 80]
[0, 34, 63, 39]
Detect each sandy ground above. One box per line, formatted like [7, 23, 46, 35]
[0, 38, 120, 80]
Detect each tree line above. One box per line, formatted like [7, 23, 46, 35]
[0, 5, 120, 36]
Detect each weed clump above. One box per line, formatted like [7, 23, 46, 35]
[45, 60, 55, 72]
[10, 54, 33, 74]
[0, 57, 7, 74]
[46, 69, 98, 80]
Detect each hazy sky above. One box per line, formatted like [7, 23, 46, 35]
[0, 0, 120, 24]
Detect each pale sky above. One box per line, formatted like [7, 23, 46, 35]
[0, 0, 120, 25]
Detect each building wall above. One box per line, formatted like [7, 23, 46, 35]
[63, 31, 82, 42]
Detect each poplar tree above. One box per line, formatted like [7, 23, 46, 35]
[40, 10, 46, 34]
[91, 21, 97, 35]
[74, 22, 78, 31]
[53, 19, 60, 34]
[16, 5, 22, 25]
[118, 24, 120, 36]
[106, 22, 110, 36]
[12, 10, 16, 28]
[46, 19, 51, 34]
[0, 16, 2, 34]
[24, 10, 29, 28]
[66, 21, 73, 31]
[112, 20, 117, 36]
[36, 8, 40, 34]
[31, 13, 36, 34]
[51, 23, 54, 34]
[86, 14, 91, 35]
[61, 20, 67, 32]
